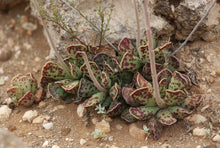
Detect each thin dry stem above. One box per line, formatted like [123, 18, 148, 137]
[142, 0, 165, 108]
[133, 0, 140, 49]
[78, 51, 107, 93]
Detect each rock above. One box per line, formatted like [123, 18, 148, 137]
[22, 110, 38, 123]
[43, 122, 53, 130]
[213, 134, 220, 143]
[0, 105, 12, 121]
[32, 116, 44, 124]
[201, 31, 216, 42]
[52, 145, 60, 148]
[0, 128, 27, 148]
[0, 76, 9, 86]
[129, 123, 146, 141]
[7, 125, 17, 132]
[108, 136, 114, 142]
[115, 124, 123, 130]
[38, 101, 47, 108]
[52, 105, 65, 112]
[22, 22, 37, 31]
[0, 67, 4, 74]
[92, 117, 99, 125]
[185, 114, 207, 124]
[34, 57, 40, 62]
[95, 120, 111, 133]
[77, 103, 86, 118]
[61, 128, 71, 136]
[217, 70, 220, 76]
[80, 138, 87, 146]
[160, 143, 171, 148]
[193, 127, 206, 136]
[140, 146, 148, 148]
[42, 141, 49, 147]
[0, 48, 12, 61]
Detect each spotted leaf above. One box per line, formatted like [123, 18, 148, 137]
[122, 87, 140, 106]
[168, 71, 188, 91]
[182, 95, 203, 111]
[154, 42, 171, 64]
[159, 78, 167, 98]
[168, 106, 192, 119]
[156, 109, 177, 126]
[83, 92, 107, 107]
[138, 45, 149, 63]
[48, 83, 72, 100]
[7, 86, 23, 101]
[69, 63, 82, 80]
[109, 83, 121, 101]
[93, 53, 113, 70]
[129, 106, 159, 120]
[18, 91, 36, 107]
[101, 71, 111, 89]
[164, 89, 185, 106]
[157, 68, 173, 83]
[130, 87, 156, 106]
[147, 117, 163, 140]
[121, 108, 137, 123]
[120, 52, 143, 71]
[167, 56, 180, 72]
[134, 72, 152, 89]
[107, 100, 125, 117]
[118, 37, 138, 57]
[142, 62, 163, 80]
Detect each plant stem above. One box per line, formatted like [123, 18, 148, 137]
[33, 0, 72, 78]
[169, 0, 217, 57]
[78, 51, 107, 93]
[133, 0, 140, 49]
[142, 0, 165, 108]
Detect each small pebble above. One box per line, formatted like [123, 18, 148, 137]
[34, 57, 40, 62]
[38, 101, 47, 108]
[0, 48, 12, 61]
[0, 105, 12, 121]
[217, 70, 220, 76]
[22, 110, 38, 123]
[108, 136, 114, 142]
[92, 117, 98, 125]
[185, 114, 207, 124]
[77, 104, 86, 118]
[42, 141, 49, 147]
[7, 125, 17, 132]
[212, 134, 220, 143]
[80, 138, 87, 146]
[115, 124, 123, 130]
[43, 122, 53, 130]
[52, 145, 60, 148]
[209, 78, 215, 84]
[193, 127, 206, 136]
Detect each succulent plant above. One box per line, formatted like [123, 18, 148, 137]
[7, 73, 44, 107]
[121, 69, 202, 140]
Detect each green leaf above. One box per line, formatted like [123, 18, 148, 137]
[167, 56, 180, 72]
[120, 52, 143, 71]
[101, 71, 111, 89]
[168, 106, 192, 119]
[122, 87, 140, 106]
[109, 83, 121, 101]
[134, 72, 152, 89]
[147, 117, 163, 140]
[130, 87, 156, 106]
[138, 45, 149, 63]
[157, 68, 173, 83]
[7, 87, 23, 102]
[83, 92, 107, 107]
[48, 83, 73, 100]
[164, 89, 185, 106]
[154, 42, 171, 64]
[121, 108, 137, 123]
[106, 100, 125, 117]
[118, 37, 138, 57]
[129, 106, 159, 120]
[156, 109, 177, 126]
[181, 95, 203, 110]
[159, 78, 167, 98]
[18, 91, 36, 107]
[142, 62, 163, 81]
[69, 63, 82, 80]
[168, 71, 188, 91]
[93, 53, 113, 69]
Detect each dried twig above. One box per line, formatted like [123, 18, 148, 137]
[169, 0, 217, 57]
[33, 0, 72, 77]
[142, 0, 165, 108]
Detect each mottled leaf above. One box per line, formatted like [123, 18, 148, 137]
[130, 87, 156, 106]
[118, 37, 138, 57]
[159, 78, 167, 98]
[142, 62, 163, 80]
[168, 106, 192, 119]
[101, 71, 111, 89]
[106, 100, 125, 117]
[77, 78, 99, 99]
[164, 89, 185, 106]
[40, 61, 71, 88]
[119, 71, 134, 84]
[18, 91, 36, 107]
[168, 56, 180, 72]
[168, 71, 188, 91]
[66, 44, 87, 56]
[83, 92, 107, 107]
[103, 62, 118, 83]
[138, 45, 149, 63]
[120, 52, 143, 71]
[93, 53, 113, 69]
[60, 80, 79, 94]
[101, 96, 112, 108]
[182, 74, 192, 90]
[182, 95, 203, 111]
[69, 63, 82, 79]
[122, 87, 140, 106]
[7, 86, 23, 101]
[156, 109, 177, 126]
[134, 72, 152, 89]
[157, 68, 172, 83]
[34, 87, 46, 103]
[109, 83, 121, 101]
[129, 106, 159, 120]
[154, 42, 171, 64]
[121, 108, 137, 123]
[48, 83, 72, 100]
[147, 117, 163, 140]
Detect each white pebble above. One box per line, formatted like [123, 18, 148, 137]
[213, 134, 220, 142]
[0, 105, 12, 121]
[193, 127, 206, 136]
[42, 141, 49, 147]
[43, 122, 53, 130]
[52, 145, 60, 148]
[80, 138, 87, 146]
[22, 110, 38, 123]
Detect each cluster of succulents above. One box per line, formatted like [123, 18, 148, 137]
[7, 35, 202, 140]
[7, 73, 45, 107]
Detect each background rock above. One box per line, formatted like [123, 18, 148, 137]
[0, 105, 12, 121]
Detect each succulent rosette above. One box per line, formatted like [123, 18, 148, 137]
[121, 69, 203, 140]
[6, 73, 43, 107]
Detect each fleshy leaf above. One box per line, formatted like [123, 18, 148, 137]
[103, 62, 118, 83]
[48, 83, 72, 100]
[64, 57, 75, 66]
[77, 78, 99, 100]
[60, 80, 79, 94]
[120, 52, 143, 71]
[130, 87, 156, 106]
[109, 83, 121, 101]
[55, 79, 73, 86]
[142, 62, 163, 80]
[164, 89, 185, 106]
[66, 44, 87, 56]
[106, 100, 125, 117]
[129, 106, 159, 120]
[40, 61, 71, 88]
[11, 73, 23, 86]
[168, 71, 188, 91]
[122, 87, 140, 106]
[93, 53, 113, 70]
[159, 78, 167, 98]
[14, 75, 37, 94]
[119, 71, 134, 84]
[7, 87, 23, 101]
[134, 72, 152, 89]
[101, 96, 112, 108]
[83, 92, 107, 107]
[118, 37, 138, 57]
[182, 95, 203, 111]
[156, 109, 177, 126]
[147, 117, 163, 140]
[101, 71, 111, 89]
[138, 45, 149, 63]
[80, 61, 102, 84]
[168, 106, 192, 119]
[154, 42, 171, 64]
[34, 87, 46, 103]
[167, 56, 180, 72]
[121, 108, 137, 123]
[182, 74, 192, 90]
[157, 68, 173, 83]
[18, 91, 36, 107]
[69, 63, 82, 79]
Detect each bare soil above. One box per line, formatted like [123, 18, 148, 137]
[0, 3, 220, 148]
